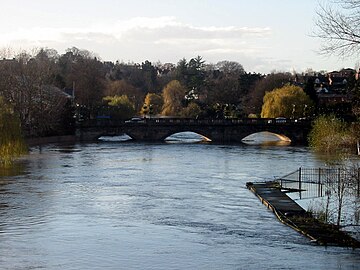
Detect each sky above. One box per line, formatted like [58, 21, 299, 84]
[0, 0, 357, 74]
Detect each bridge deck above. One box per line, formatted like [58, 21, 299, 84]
[77, 117, 311, 144]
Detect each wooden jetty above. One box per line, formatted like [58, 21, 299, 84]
[247, 181, 360, 248]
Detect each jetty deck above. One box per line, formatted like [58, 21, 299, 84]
[247, 181, 360, 248]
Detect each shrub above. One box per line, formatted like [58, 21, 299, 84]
[308, 115, 354, 152]
[0, 97, 27, 166]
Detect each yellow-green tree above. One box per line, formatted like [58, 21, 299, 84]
[105, 80, 143, 112]
[0, 97, 27, 166]
[103, 95, 135, 120]
[261, 84, 314, 118]
[161, 80, 186, 116]
[142, 93, 163, 116]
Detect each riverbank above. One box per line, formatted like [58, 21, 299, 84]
[247, 181, 360, 248]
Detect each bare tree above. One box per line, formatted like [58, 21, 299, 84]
[215, 61, 245, 76]
[0, 48, 70, 136]
[314, 0, 360, 57]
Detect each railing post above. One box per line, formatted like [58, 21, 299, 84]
[299, 167, 302, 199]
[338, 168, 341, 197]
[358, 168, 360, 197]
[318, 168, 322, 197]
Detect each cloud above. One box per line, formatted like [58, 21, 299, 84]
[2, 16, 271, 47]
[113, 17, 271, 44]
[0, 16, 275, 72]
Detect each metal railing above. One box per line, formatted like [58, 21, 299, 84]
[80, 117, 311, 127]
[277, 167, 360, 199]
[144, 117, 309, 125]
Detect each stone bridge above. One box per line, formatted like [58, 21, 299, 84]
[76, 118, 312, 144]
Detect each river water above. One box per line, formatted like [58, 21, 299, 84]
[0, 134, 359, 269]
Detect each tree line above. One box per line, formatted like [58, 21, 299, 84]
[0, 47, 277, 135]
[2, 46, 359, 139]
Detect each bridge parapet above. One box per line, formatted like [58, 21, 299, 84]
[80, 117, 310, 127]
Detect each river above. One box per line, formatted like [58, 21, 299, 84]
[0, 133, 359, 269]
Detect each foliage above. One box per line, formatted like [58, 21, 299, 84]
[349, 122, 360, 143]
[180, 102, 202, 118]
[308, 115, 355, 152]
[211, 103, 240, 119]
[205, 71, 262, 116]
[261, 84, 315, 118]
[243, 73, 288, 116]
[2, 45, 359, 139]
[105, 80, 143, 111]
[143, 93, 163, 115]
[176, 56, 206, 91]
[303, 77, 319, 106]
[140, 60, 158, 93]
[206, 76, 241, 105]
[351, 79, 360, 119]
[0, 97, 27, 166]
[71, 57, 106, 115]
[215, 61, 245, 76]
[103, 95, 135, 120]
[248, 113, 258, 118]
[161, 80, 187, 116]
[0, 49, 75, 136]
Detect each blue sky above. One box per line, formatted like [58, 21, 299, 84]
[0, 0, 356, 73]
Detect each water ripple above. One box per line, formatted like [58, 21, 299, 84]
[0, 141, 359, 269]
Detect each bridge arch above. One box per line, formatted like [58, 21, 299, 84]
[241, 131, 291, 145]
[158, 127, 213, 142]
[76, 128, 138, 142]
[164, 131, 211, 143]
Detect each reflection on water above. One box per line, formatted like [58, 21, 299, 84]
[243, 140, 291, 146]
[0, 138, 359, 269]
[0, 161, 27, 177]
[98, 134, 132, 142]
